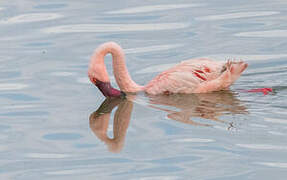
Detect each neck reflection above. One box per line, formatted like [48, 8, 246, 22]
[89, 90, 247, 153]
[89, 97, 133, 153]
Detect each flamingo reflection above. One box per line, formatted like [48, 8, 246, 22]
[89, 90, 247, 152]
[147, 90, 248, 126]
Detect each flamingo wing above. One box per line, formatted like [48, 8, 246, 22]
[144, 58, 224, 94]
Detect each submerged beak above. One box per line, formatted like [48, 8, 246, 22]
[95, 80, 126, 98]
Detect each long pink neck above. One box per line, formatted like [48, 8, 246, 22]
[88, 42, 143, 93]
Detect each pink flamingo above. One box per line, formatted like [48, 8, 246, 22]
[88, 42, 248, 97]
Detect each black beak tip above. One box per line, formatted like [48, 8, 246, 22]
[120, 91, 126, 98]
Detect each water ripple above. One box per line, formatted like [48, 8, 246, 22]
[264, 117, 287, 124]
[106, 4, 204, 14]
[0, 93, 39, 101]
[26, 153, 72, 159]
[135, 176, 180, 180]
[50, 72, 75, 77]
[0, 13, 62, 24]
[34, 4, 67, 9]
[174, 138, 215, 143]
[150, 156, 200, 164]
[2, 104, 38, 109]
[196, 11, 279, 21]
[43, 23, 189, 33]
[268, 131, 285, 136]
[43, 133, 83, 140]
[0, 83, 28, 91]
[76, 77, 90, 84]
[235, 30, 287, 37]
[0, 111, 48, 117]
[236, 144, 287, 150]
[45, 168, 98, 175]
[257, 162, 287, 168]
[125, 44, 183, 54]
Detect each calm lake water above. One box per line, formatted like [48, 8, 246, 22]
[1, 0, 287, 179]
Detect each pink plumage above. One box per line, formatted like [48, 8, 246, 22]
[88, 42, 248, 97]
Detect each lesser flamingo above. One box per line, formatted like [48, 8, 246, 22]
[88, 42, 248, 97]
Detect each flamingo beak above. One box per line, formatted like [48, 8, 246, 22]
[95, 80, 126, 98]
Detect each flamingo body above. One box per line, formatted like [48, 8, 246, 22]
[88, 42, 248, 97]
[145, 58, 227, 94]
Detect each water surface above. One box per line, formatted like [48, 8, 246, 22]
[0, 0, 287, 179]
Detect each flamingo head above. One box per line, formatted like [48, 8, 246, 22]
[88, 64, 126, 98]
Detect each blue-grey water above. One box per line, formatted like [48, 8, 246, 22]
[1, 0, 287, 179]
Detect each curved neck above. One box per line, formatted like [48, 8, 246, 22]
[89, 42, 142, 95]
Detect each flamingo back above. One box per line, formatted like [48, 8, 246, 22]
[144, 58, 246, 94]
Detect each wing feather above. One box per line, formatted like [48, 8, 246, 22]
[145, 58, 224, 94]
